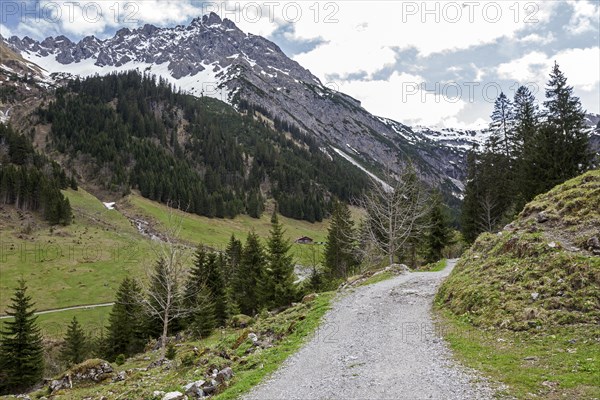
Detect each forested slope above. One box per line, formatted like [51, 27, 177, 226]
[37, 71, 370, 222]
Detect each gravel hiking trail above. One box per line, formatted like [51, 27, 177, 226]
[244, 259, 496, 400]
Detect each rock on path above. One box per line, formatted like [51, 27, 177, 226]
[244, 259, 495, 400]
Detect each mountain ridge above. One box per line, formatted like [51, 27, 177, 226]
[2, 13, 599, 198]
[3, 13, 467, 195]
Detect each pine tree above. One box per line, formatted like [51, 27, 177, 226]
[187, 284, 216, 339]
[425, 192, 452, 263]
[224, 234, 242, 286]
[489, 92, 514, 158]
[512, 85, 539, 157]
[262, 210, 296, 309]
[460, 150, 481, 243]
[60, 317, 88, 366]
[324, 201, 358, 279]
[186, 247, 228, 326]
[0, 280, 44, 394]
[105, 277, 146, 360]
[233, 231, 265, 315]
[542, 62, 591, 179]
[519, 63, 591, 202]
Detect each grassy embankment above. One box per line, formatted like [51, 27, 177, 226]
[436, 170, 600, 399]
[23, 293, 335, 399]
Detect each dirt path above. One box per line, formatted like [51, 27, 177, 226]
[0, 302, 114, 319]
[244, 259, 495, 400]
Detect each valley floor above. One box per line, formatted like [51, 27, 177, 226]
[243, 260, 496, 400]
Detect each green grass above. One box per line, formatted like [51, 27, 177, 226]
[435, 171, 600, 398]
[125, 194, 330, 265]
[420, 258, 447, 272]
[0, 188, 336, 339]
[436, 309, 600, 399]
[34, 306, 113, 339]
[0, 188, 152, 313]
[215, 292, 334, 399]
[358, 270, 395, 286]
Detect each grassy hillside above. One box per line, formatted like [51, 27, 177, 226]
[122, 193, 331, 266]
[1, 188, 333, 338]
[436, 170, 600, 398]
[0, 188, 151, 312]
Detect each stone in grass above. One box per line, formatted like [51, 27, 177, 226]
[184, 380, 206, 398]
[531, 292, 539, 301]
[162, 391, 185, 400]
[302, 293, 318, 303]
[50, 359, 114, 392]
[112, 371, 127, 382]
[536, 212, 550, 223]
[216, 367, 234, 383]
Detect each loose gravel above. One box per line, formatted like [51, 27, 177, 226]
[243, 259, 496, 400]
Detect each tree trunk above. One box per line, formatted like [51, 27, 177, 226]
[160, 306, 169, 358]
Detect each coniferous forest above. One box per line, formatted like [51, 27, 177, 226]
[0, 124, 73, 225]
[461, 63, 594, 242]
[38, 71, 370, 222]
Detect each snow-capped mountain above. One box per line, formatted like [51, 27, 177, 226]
[4, 13, 465, 188]
[2, 13, 597, 195]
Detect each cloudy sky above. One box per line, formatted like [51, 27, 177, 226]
[1, 1, 598, 128]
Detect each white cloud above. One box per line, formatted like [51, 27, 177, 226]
[497, 51, 550, 82]
[295, 41, 397, 79]
[0, 24, 13, 38]
[288, 1, 560, 81]
[5, 0, 207, 39]
[518, 32, 555, 45]
[567, 0, 600, 35]
[497, 47, 600, 92]
[470, 63, 487, 81]
[338, 71, 467, 126]
[437, 116, 489, 130]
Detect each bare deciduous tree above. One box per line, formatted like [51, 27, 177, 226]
[358, 166, 431, 266]
[138, 203, 195, 358]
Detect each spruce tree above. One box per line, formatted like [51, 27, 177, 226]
[186, 247, 227, 326]
[426, 192, 452, 263]
[519, 63, 591, 202]
[542, 62, 591, 179]
[187, 284, 216, 339]
[461, 150, 480, 243]
[489, 92, 515, 158]
[324, 201, 357, 279]
[105, 277, 146, 360]
[512, 85, 539, 157]
[262, 210, 296, 309]
[233, 231, 265, 315]
[0, 280, 44, 394]
[60, 317, 88, 366]
[513, 86, 541, 209]
[224, 234, 242, 285]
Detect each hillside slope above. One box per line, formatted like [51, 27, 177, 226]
[437, 170, 600, 330]
[435, 170, 600, 398]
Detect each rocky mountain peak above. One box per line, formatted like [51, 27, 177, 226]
[202, 12, 223, 26]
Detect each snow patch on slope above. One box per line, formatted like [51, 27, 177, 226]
[333, 147, 392, 192]
[20, 52, 234, 103]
